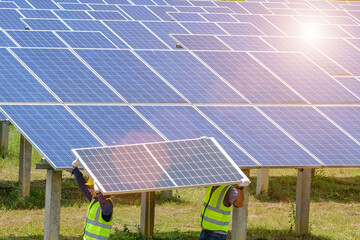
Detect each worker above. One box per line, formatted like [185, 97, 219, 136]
[72, 158, 113, 240]
[199, 184, 244, 240]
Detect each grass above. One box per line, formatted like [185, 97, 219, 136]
[0, 126, 360, 239]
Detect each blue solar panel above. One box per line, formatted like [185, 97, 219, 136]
[241, 2, 273, 14]
[57, 31, 117, 48]
[318, 106, 360, 142]
[172, 35, 230, 50]
[165, 0, 192, 6]
[195, 51, 305, 104]
[20, 9, 58, 18]
[201, 13, 237, 22]
[7, 30, 67, 48]
[75, 49, 185, 103]
[169, 12, 207, 22]
[143, 22, 189, 49]
[175, 6, 205, 13]
[54, 10, 93, 20]
[153, 0, 167, 6]
[0, 112, 6, 120]
[260, 107, 360, 166]
[59, 3, 92, 10]
[80, 0, 104, 3]
[323, 16, 358, 25]
[199, 106, 320, 167]
[104, 0, 129, 4]
[180, 22, 227, 35]
[136, 106, 256, 166]
[203, 7, 233, 14]
[131, 0, 156, 5]
[333, 77, 360, 99]
[105, 21, 169, 49]
[26, 0, 60, 9]
[9, 0, 32, 8]
[342, 26, 360, 38]
[0, 9, 26, 29]
[64, 20, 128, 49]
[88, 4, 120, 11]
[0, 105, 102, 169]
[13, 48, 123, 103]
[0, 31, 17, 47]
[218, 36, 274, 51]
[0, 2, 20, 8]
[215, 1, 248, 14]
[0, 48, 57, 102]
[136, 51, 247, 103]
[218, 23, 264, 36]
[70, 105, 164, 145]
[88, 11, 127, 20]
[119, 6, 161, 20]
[251, 52, 360, 104]
[233, 15, 284, 36]
[148, 6, 177, 21]
[23, 19, 70, 30]
[190, 0, 216, 7]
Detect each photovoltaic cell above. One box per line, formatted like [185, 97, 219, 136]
[13, 48, 123, 103]
[215, 1, 248, 14]
[168, 12, 207, 22]
[240, 2, 272, 15]
[172, 35, 230, 50]
[136, 50, 247, 103]
[8, 0, 32, 8]
[0, 9, 26, 29]
[233, 15, 284, 36]
[26, 0, 60, 9]
[153, 0, 167, 6]
[88, 11, 127, 20]
[218, 36, 274, 51]
[180, 22, 227, 35]
[264, 15, 303, 36]
[190, 0, 216, 7]
[260, 107, 360, 166]
[218, 22, 264, 36]
[143, 22, 189, 49]
[165, 0, 192, 7]
[203, 7, 233, 14]
[136, 106, 256, 166]
[147, 6, 177, 21]
[270, 8, 299, 15]
[88, 4, 120, 11]
[0, 2, 18, 8]
[194, 51, 305, 104]
[0, 31, 17, 47]
[20, 10, 58, 18]
[251, 52, 359, 104]
[119, 6, 161, 21]
[59, 3, 92, 10]
[104, 0, 129, 4]
[176, 6, 205, 13]
[333, 77, 360, 98]
[200, 13, 237, 22]
[198, 106, 320, 167]
[69, 105, 164, 145]
[105, 21, 169, 49]
[57, 31, 117, 48]
[131, 0, 156, 5]
[54, 10, 93, 20]
[1, 105, 102, 169]
[0, 48, 57, 102]
[64, 20, 129, 49]
[7, 30, 67, 48]
[318, 106, 360, 142]
[75, 49, 185, 103]
[341, 26, 360, 37]
[23, 19, 70, 30]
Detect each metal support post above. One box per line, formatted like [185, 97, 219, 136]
[232, 169, 250, 240]
[0, 120, 9, 156]
[44, 169, 62, 240]
[19, 135, 32, 197]
[256, 168, 269, 195]
[140, 191, 155, 236]
[295, 168, 312, 236]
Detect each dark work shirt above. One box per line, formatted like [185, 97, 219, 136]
[211, 186, 238, 207]
[73, 167, 113, 222]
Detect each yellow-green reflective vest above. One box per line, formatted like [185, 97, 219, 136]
[83, 198, 113, 240]
[200, 185, 232, 232]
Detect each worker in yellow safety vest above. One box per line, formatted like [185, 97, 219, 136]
[199, 184, 244, 240]
[72, 158, 113, 240]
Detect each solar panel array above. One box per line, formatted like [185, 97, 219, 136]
[73, 137, 249, 194]
[0, 0, 359, 170]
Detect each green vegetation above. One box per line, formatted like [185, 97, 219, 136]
[0, 126, 359, 239]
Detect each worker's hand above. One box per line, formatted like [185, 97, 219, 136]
[94, 181, 100, 194]
[72, 158, 80, 168]
[239, 178, 250, 187]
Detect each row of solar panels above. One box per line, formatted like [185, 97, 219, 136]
[1, 104, 359, 169]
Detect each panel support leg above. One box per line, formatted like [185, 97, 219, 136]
[140, 191, 155, 237]
[0, 120, 9, 157]
[256, 168, 269, 195]
[231, 169, 250, 240]
[44, 170, 62, 240]
[295, 168, 311, 236]
[19, 135, 32, 197]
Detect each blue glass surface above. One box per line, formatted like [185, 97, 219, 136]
[334, 77, 360, 98]
[240, 2, 272, 14]
[80, 0, 104, 3]
[218, 36, 274, 51]
[9, 0, 32, 8]
[54, 10, 93, 19]
[105, 21, 168, 49]
[8, 31, 67, 48]
[64, 20, 128, 49]
[195, 51, 304, 104]
[176, 6, 205, 13]
[0, 105, 102, 169]
[319, 107, 360, 142]
[59, 3, 92, 10]
[13, 48, 123, 103]
[88, 4, 120, 11]
[26, 0, 60, 9]
[173, 35, 230, 51]
[104, 0, 129, 4]
[201, 13, 238, 22]
[0, 31, 17, 47]
[260, 107, 360, 166]
[137, 50, 246, 103]
[180, 22, 226, 35]
[251, 52, 360, 104]
[218, 22, 263, 35]
[190, 0, 216, 7]
[169, 12, 206, 21]
[0, 9, 25, 29]
[20, 9, 58, 18]
[153, 0, 167, 5]
[0, 2, 19, 8]
[119, 6, 161, 20]
[165, 0, 192, 6]
[23, 19, 70, 30]
[203, 7, 233, 13]
[131, 0, 156, 5]
[88, 11, 127, 20]
[75, 49, 185, 103]
[136, 106, 256, 166]
[215, 1, 248, 14]
[148, 6, 177, 21]
[57, 31, 117, 48]
[233, 15, 284, 36]
[0, 112, 6, 120]
[0, 49, 57, 102]
[70, 105, 164, 145]
[199, 106, 319, 166]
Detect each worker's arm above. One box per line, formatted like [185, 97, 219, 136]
[233, 186, 244, 208]
[72, 167, 92, 202]
[96, 192, 113, 222]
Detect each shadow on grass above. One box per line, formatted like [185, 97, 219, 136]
[250, 174, 360, 203]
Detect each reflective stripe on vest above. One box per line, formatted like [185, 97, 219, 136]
[200, 185, 232, 232]
[84, 199, 112, 240]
